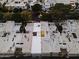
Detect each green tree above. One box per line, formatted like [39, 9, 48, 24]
[11, 13, 22, 23]
[69, 12, 79, 19]
[21, 11, 32, 22]
[49, 3, 72, 21]
[50, 3, 72, 14]
[13, 8, 22, 13]
[40, 12, 52, 22]
[1, 3, 8, 12]
[32, 4, 42, 12]
[4, 12, 12, 21]
[1, 7, 8, 12]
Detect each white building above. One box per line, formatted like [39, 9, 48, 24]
[5, 0, 27, 9]
[0, 0, 77, 10]
[0, 21, 79, 57]
[45, 0, 76, 7]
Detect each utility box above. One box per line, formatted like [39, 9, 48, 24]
[41, 31, 45, 37]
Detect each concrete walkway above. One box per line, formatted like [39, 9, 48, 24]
[31, 23, 41, 54]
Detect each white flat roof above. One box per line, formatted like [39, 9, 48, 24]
[0, 21, 79, 56]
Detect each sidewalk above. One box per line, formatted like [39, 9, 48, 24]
[31, 23, 41, 54]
